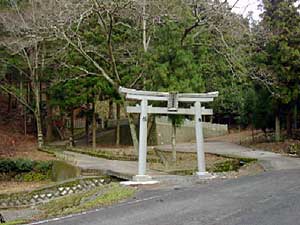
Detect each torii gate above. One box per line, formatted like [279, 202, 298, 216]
[120, 87, 219, 183]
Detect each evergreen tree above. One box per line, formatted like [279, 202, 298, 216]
[255, 0, 300, 138]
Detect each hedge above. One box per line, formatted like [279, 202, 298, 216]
[0, 158, 53, 174]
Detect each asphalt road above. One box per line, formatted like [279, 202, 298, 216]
[35, 169, 300, 225]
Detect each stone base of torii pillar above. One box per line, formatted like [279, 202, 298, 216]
[196, 172, 216, 179]
[120, 175, 159, 186]
[133, 175, 153, 182]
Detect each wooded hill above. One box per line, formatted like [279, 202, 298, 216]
[1, 0, 300, 150]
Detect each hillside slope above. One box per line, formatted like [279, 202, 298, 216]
[0, 94, 53, 160]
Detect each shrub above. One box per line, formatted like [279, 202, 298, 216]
[34, 161, 53, 174]
[288, 143, 300, 156]
[0, 159, 16, 173]
[0, 158, 53, 182]
[15, 159, 34, 172]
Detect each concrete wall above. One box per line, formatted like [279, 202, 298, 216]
[95, 117, 228, 146]
[154, 116, 228, 145]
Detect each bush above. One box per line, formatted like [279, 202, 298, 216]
[0, 158, 53, 181]
[288, 143, 300, 156]
[15, 159, 34, 172]
[34, 161, 53, 174]
[0, 159, 16, 173]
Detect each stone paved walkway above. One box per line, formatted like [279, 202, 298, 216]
[155, 141, 300, 171]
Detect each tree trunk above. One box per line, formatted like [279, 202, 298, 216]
[85, 115, 89, 145]
[171, 120, 176, 162]
[70, 108, 75, 147]
[275, 114, 281, 142]
[293, 104, 297, 130]
[251, 124, 254, 142]
[122, 100, 139, 154]
[147, 115, 155, 143]
[108, 100, 114, 119]
[116, 103, 120, 146]
[7, 75, 12, 113]
[24, 82, 31, 136]
[34, 84, 43, 148]
[33, 43, 43, 148]
[286, 107, 293, 137]
[142, 0, 148, 52]
[46, 93, 53, 142]
[128, 114, 139, 154]
[24, 108, 27, 136]
[239, 123, 241, 145]
[92, 102, 97, 150]
[20, 80, 27, 136]
[7, 93, 12, 113]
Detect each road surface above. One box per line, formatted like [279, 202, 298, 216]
[35, 169, 300, 225]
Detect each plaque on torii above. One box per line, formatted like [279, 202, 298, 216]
[120, 87, 219, 183]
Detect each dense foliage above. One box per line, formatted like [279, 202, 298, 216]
[1, 0, 300, 146]
[0, 158, 53, 181]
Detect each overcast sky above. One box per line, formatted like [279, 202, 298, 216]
[228, 0, 263, 21]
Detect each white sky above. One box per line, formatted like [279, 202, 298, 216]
[228, 0, 263, 21]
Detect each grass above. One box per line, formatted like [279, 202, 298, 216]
[2, 220, 27, 225]
[208, 159, 240, 173]
[38, 183, 135, 218]
[150, 151, 258, 175]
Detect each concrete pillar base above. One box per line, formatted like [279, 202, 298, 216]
[133, 175, 153, 182]
[120, 180, 159, 186]
[120, 175, 159, 186]
[196, 172, 216, 179]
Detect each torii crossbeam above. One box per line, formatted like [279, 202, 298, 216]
[120, 87, 219, 183]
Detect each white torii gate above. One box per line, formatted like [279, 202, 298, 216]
[120, 87, 219, 182]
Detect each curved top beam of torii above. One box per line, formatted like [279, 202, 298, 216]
[119, 87, 219, 103]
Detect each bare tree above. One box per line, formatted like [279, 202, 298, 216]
[0, 0, 90, 148]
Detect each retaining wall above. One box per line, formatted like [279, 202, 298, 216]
[154, 117, 228, 145]
[0, 177, 109, 209]
[94, 117, 228, 146]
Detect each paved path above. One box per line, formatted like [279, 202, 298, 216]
[156, 141, 300, 171]
[34, 169, 300, 225]
[58, 140, 300, 180]
[58, 151, 166, 180]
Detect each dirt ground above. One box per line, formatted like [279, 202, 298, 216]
[207, 129, 300, 156]
[247, 139, 300, 155]
[0, 94, 54, 161]
[206, 129, 257, 143]
[0, 128, 54, 160]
